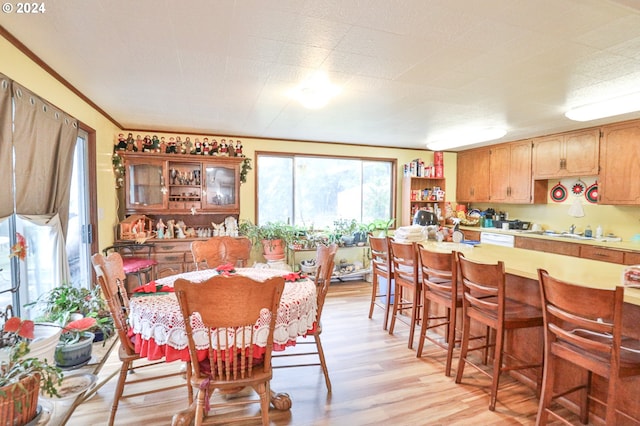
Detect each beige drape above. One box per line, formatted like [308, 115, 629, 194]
[0, 73, 12, 218]
[12, 82, 78, 236]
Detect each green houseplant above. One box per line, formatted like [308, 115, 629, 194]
[239, 220, 295, 261]
[24, 285, 114, 368]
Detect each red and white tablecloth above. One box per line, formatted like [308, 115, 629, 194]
[128, 268, 317, 362]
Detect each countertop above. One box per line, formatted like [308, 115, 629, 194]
[420, 240, 640, 306]
[460, 226, 640, 251]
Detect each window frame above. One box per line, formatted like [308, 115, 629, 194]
[255, 151, 397, 228]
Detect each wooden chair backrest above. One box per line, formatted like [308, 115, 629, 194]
[457, 252, 505, 322]
[419, 247, 457, 296]
[174, 274, 284, 381]
[314, 243, 338, 321]
[91, 252, 136, 355]
[103, 242, 154, 259]
[389, 238, 419, 286]
[538, 269, 623, 363]
[191, 236, 252, 270]
[369, 235, 391, 278]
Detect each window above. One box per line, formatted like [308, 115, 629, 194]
[257, 153, 395, 229]
[0, 130, 95, 316]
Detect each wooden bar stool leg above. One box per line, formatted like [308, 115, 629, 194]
[416, 298, 430, 357]
[383, 278, 392, 331]
[455, 312, 472, 384]
[445, 306, 456, 377]
[368, 274, 379, 319]
[489, 328, 505, 411]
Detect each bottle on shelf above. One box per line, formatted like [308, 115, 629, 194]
[585, 225, 592, 238]
[596, 225, 603, 238]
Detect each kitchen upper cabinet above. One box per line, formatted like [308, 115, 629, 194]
[489, 140, 534, 203]
[599, 120, 640, 204]
[532, 129, 600, 179]
[456, 148, 490, 203]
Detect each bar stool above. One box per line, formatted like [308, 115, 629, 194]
[388, 238, 421, 349]
[455, 252, 543, 411]
[537, 269, 640, 425]
[415, 247, 460, 376]
[368, 234, 394, 330]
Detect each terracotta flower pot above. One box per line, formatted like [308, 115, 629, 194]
[261, 239, 285, 261]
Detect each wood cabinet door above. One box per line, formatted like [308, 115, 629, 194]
[532, 135, 563, 178]
[456, 151, 475, 202]
[489, 144, 510, 202]
[564, 129, 599, 176]
[507, 141, 533, 203]
[600, 121, 640, 204]
[457, 149, 489, 202]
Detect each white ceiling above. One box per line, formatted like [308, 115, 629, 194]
[3, 0, 640, 151]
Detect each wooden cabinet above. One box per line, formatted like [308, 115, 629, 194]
[532, 129, 600, 179]
[599, 120, 640, 204]
[401, 176, 446, 226]
[456, 148, 490, 203]
[580, 245, 624, 264]
[489, 140, 535, 203]
[515, 237, 580, 257]
[123, 152, 243, 215]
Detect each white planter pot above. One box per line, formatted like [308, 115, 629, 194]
[30, 323, 62, 364]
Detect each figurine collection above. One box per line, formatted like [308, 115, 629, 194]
[115, 132, 244, 157]
[123, 215, 239, 242]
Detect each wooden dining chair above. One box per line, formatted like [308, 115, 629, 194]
[455, 252, 543, 411]
[415, 247, 461, 376]
[174, 274, 285, 426]
[368, 234, 394, 330]
[388, 238, 422, 349]
[91, 252, 192, 426]
[102, 242, 157, 293]
[537, 269, 640, 425]
[190, 236, 252, 270]
[272, 243, 338, 392]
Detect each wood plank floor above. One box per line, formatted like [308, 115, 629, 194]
[69, 280, 568, 425]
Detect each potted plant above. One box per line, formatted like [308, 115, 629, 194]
[24, 285, 114, 368]
[24, 285, 114, 343]
[332, 219, 359, 246]
[0, 314, 62, 425]
[239, 220, 295, 261]
[54, 317, 97, 369]
[367, 218, 396, 237]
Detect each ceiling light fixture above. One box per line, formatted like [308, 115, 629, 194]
[426, 127, 507, 151]
[565, 92, 640, 122]
[290, 72, 340, 109]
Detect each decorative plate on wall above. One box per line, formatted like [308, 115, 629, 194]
[585, 181, 598, 203]
[571, 179, 586, 196]
[550, 182, 567, 202]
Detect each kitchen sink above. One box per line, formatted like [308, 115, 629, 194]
[543, 231, 593, 240]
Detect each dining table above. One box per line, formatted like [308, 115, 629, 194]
[127, 267, 317, 415]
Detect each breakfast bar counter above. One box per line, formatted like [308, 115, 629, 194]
[421, 240, 640, 422]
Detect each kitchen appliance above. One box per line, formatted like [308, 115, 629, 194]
[413, 210, 438, 226]
[480, 232, 515, 247]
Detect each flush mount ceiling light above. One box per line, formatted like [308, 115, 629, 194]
[565, 92, 640, 121]
[289, 72, 340, 109]
[426, 127, 507, 151]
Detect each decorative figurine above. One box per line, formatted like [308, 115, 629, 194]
[126, 133, 137, 151]
[211, 139, 218, 155]
[166, 137, 177, 154]
[116, 133, 127, 151]
[184, 137, 193, 155]
[194, 139, 202, 155]
[142, 135, 153, 152]
[160, 137, 167, 153]
[235, 140, 243, 156]
[152, 135, 161, 152]
[156, 218, 166, 239]
[175, 136, 183, 154]
[220, 140, 228, 155]
[228, 143, 235, 157]
[202, 141, 210, 155]
[166, 219, 175, 238]
[136, 135, 144, 152]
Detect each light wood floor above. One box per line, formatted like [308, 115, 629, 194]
[69, 280, 568, 426]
